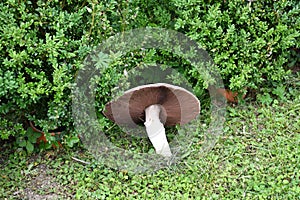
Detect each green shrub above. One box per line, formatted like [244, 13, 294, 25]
[1, 0, 299, 151]
[173, 0, 300, 93]
[0, 0, 176, 149]
[0, 0, 124, 146]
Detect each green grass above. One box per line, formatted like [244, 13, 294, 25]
[1, 77, 300, 199]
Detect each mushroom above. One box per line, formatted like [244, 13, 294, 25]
[103, 83, 200, 157]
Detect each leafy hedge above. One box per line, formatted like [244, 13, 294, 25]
[0, 0, 299, 150]
[0, 0, 122, 148]
[173, 0, 300, 92]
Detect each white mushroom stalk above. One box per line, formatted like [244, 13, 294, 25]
[144, 104, 172, 157]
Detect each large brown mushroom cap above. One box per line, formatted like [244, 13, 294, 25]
[103, 83, 200, 127]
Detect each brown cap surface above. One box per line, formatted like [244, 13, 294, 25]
[103, 83, 200, 126]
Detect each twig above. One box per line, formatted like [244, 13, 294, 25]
[71, 157, 91, 165]
[29, 121, 44, 134]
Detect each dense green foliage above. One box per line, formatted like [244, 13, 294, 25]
[0, 0, 120, 144]
[0, 0, 299, 150]
[173, 0, 300, 91]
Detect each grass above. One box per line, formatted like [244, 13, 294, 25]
[1, 76, 300, 199]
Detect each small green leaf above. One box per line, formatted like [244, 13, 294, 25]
[26, 141, 34, 153]
[67, 136, 80, 148]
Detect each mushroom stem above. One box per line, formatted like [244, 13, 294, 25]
[144, 105, 172, 157]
